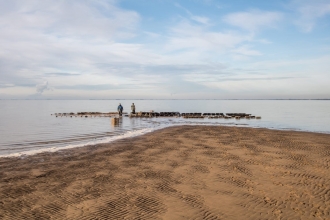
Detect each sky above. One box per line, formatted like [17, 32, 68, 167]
[0, 0, 330, 99]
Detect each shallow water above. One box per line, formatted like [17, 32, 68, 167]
[0, 100, 329, 157]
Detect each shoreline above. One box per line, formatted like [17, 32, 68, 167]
[1, 125, 330, 219]
[1, 123, 330, 159]
[0, 127, 159, 158]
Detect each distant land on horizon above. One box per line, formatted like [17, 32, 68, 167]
[1, 99, 330, 101]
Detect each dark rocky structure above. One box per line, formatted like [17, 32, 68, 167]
[53, 112, 261, 119]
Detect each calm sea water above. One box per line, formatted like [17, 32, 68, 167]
[0, 100, 329, 157]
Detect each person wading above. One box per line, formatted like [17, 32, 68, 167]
[131, 103, 136, 114]
[117, 103, 123, 116]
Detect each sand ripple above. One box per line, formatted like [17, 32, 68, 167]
[0, 125, 330, 219]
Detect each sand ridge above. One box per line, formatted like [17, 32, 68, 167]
[0, 125, 329, 219]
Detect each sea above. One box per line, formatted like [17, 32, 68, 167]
[0, 100, 329, 158]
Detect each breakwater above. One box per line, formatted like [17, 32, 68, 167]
[52, 112, 261, 119]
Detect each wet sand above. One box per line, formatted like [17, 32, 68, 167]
[0, 125, 330, 219]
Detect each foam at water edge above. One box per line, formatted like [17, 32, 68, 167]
[2, 121, 327, 159]
[0, 127, 163, 158]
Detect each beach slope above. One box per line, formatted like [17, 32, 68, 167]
[0, 125, 329, 219]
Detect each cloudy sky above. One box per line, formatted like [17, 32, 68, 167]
[0, 0, 330, 99]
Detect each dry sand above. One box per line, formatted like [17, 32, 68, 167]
[0, 125, 330, 219]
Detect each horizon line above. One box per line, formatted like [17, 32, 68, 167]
[1, 99, 330, 101]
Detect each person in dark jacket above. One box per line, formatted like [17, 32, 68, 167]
[117, 103, 123, 116]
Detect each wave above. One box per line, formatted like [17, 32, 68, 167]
[0, 127, 159, 158]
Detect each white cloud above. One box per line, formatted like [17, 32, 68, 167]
[0, 0, 329, 99]
[0, 0, 139, 40]
[174, 3, 210, 25]
[291, 0, 330, 32]
[36, 81, 51, 94]
[0, 0, 268, 99]
[165, 20, 252, 53]
[0, 0, 142, 90]
[231, 45, 262, 57]
[249, 55, 330, 76]
[257, 39, 272, 44]
[190, 15, 210, 25]
[223, 10, 283, 32]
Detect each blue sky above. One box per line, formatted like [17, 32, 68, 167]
[0, 0, 329, 99]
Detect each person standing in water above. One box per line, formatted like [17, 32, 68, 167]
[117, 103, 123, 116]
[131, 103, 136, 114]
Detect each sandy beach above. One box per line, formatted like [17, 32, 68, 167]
[0, 125, 329, 219]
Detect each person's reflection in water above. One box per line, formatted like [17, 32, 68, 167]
[117, 103, 123, 116]
[110, 117, 123, 128]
